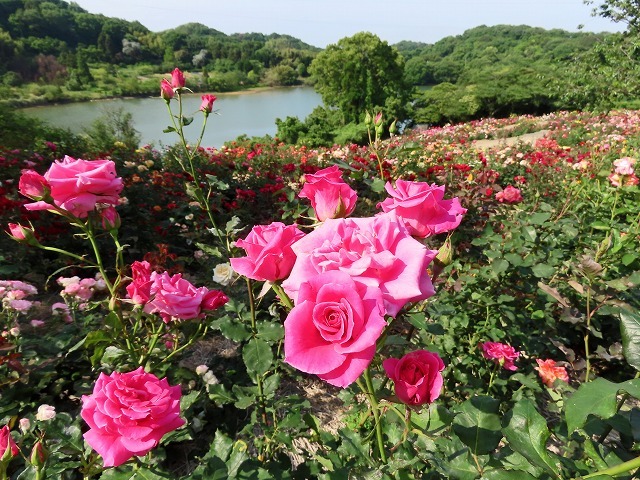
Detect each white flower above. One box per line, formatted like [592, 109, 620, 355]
[195, 365, 209, 376]
[19, 418, 30, 433]
[212, 263, 235, 286]
[36, 404, 56, 421]
[203, 371, 219, 385]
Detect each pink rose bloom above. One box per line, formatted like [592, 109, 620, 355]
[30, 319, 45, 328]
[8, 299, 33, 312]
[0, 425, 19, 459]
[613, 157, 636, 175]
[377, 180, 466, 238]
[495, 185, 523, 204]
[18, 170, 50, 200]
[480, 341, 520, 371]
[230, 222, 305, 282]
[383, 350, 445, 406]
[145, 272, 228, 322]
[299, 165, 357, 221]
[160, 78, 174, 101]
[284, 270, 386, 387]
[126, 261, 154, 305]
[23, 156, 123, 218]
[535, 359, 569, 388]
[200, 94, 217, 114]
[7, 223, 28, 241]
[171, 68, 185, 89]
[81, 367, 184, 467]
[282, 212, 437, 318]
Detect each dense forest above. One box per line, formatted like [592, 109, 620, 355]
[1, 0, 639, 145]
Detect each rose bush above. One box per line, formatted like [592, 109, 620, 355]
[283, 270, 386, 387]
[81, 367, 185, 467]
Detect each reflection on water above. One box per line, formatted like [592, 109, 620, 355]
[21, 87, 322, 148]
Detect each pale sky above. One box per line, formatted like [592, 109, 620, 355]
[67, 0, 624, 48]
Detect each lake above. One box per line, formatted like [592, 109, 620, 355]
[21, 86, 322, 148]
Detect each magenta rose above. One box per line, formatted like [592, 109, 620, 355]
[23, 156, 123, 218]
[282, 212, 437, 318]
[481, 341, 520, 371]
[383, 350, 445, 406]
[299, 165, 357, 221]
[145, 271, 228, 322]
[377, 180, 466, 238]
[200, 94, 217, 114]
[284, 270, 386, 387]
[160, 78, 174, 101]
[495, 185, 523, 204]
[81, 367, 184, 467]
[171, 67, 185, 89]
[0, 425, 19, 459]
[230, 222, 305, 282]
[126, 260, 154, 305]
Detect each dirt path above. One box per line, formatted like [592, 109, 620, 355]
[473, 129, 550, 150]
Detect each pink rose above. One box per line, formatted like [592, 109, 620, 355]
[23, 156, 123, 218]
[230, 222, 305, 282]
[18, 170, 50, 200]
[200, 94, 217, 114]
[0, 425, 19, 459]
[284, 270, 386, 387]
[7, 223, 38, 246]
[480, 341, 520, 371]
[145, 271, 228, 322]
[299, 165, 357, 221]
[383, 350, 445, 406]
[81, 367, 184, 467]
[377, 180, 466, 238]
[126, 260, 154, 305]
[171, 68, 185, 89]
[282, 212, 437, 318]
[613, 157, 636, 175]
[495, 185, 523, 204]
[160, 78, 174, 101]
[100, 206, 120, 230]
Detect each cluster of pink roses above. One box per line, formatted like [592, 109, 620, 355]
[0, 280, 38, 314]
[232, 165, 466, 404]
[495, 185, 523, 204]
[126, 260, 228, 322]
[57, 273, 107, 303]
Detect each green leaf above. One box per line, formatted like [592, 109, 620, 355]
[620, 309, 640, 371]
[452, 396, 502, 455]
[492, 259, 509, 275]
[226, 441, 249, 477]
[180, 390, 200, 411]
[163, 126, 176, 133]
[481, 470, 538, 480]
[182, 116, 194, 126]
[528, 212, 552, 225]
[566, 378, 640, 433]
[242, 338, 273, 377]
[211, 316, 251, 342]
[502, 399, 560, 476]
[256, 321, 284, 342]
[369, 177, 387, 193]
[531, 263, 555, 278]
[622, 253, 637, 266]
[522, 225, 537, 242]
[212, 429, 234, 462]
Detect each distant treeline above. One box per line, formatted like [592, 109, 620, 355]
[2, 0, 638, 130]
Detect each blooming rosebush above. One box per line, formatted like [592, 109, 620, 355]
[81, 367, 184, 467]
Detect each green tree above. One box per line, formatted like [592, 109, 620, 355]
[309, 32, 412, 124]
[586, 0, 640, 32]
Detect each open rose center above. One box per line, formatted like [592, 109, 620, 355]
[313, 301, 352, 343]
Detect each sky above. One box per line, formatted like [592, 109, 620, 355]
[67, 0, 624, 48]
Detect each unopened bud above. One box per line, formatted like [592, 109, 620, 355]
[364, 111, 372, 127]
[7, 223, 40, 246]
[30, 442, 46, 469]
[389, 119, 397, 135]
[436, 237, 454, 267]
